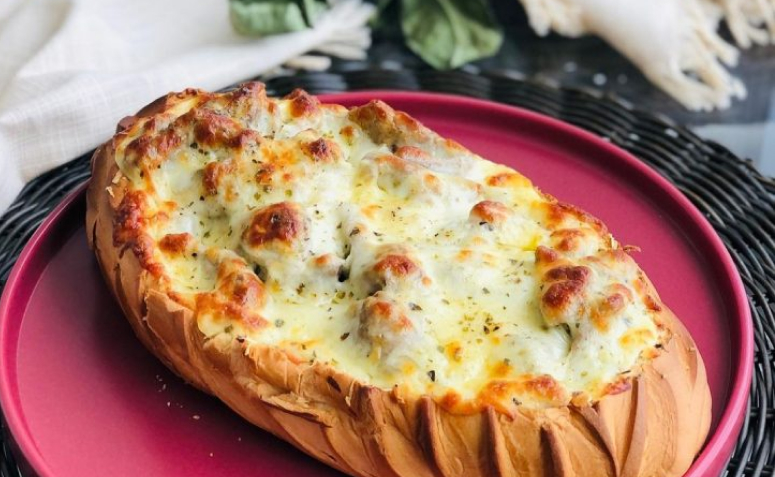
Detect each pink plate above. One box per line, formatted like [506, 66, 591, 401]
[0, 92, 753, 477]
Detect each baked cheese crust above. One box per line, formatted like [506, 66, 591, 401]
[88, 83, 710, 477]
[107, 83, 665, 411]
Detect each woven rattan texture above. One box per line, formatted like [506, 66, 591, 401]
[1, 69, 773, 477]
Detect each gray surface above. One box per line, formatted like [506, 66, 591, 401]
[694, 88, 775, 175]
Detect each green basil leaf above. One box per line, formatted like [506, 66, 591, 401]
[400, 0, 503, 70]
[229, 0, 313, 36]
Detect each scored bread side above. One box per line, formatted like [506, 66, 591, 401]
[86, 89, 711, 477]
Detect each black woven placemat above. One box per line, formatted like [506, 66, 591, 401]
[1, 68, 773, 477]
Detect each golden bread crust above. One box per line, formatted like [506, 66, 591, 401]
[87, 84, 711, 477]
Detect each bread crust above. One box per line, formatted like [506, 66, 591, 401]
[86, 90, 711, 477]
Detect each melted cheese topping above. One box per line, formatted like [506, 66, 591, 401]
[111, 84, 664, 411]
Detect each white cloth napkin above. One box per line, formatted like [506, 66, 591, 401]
[0, 0, 374, 214]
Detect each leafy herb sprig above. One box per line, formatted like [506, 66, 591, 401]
[397, 0, 503, 69]
[229, 0, 504, 69]
[230, 0, 326, 36]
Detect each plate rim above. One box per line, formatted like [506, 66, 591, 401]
[0, 90, 753, 477]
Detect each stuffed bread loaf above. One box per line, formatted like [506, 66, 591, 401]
[86, 82, 711, 477]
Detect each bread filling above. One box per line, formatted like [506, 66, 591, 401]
[111, 86, 663, 410]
